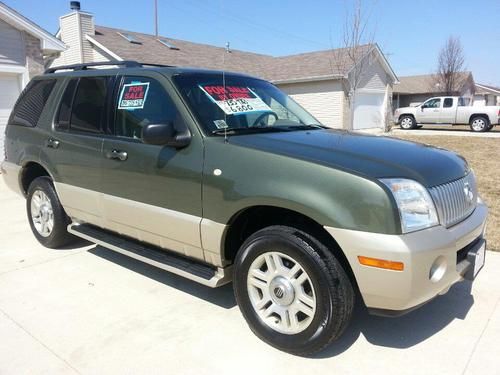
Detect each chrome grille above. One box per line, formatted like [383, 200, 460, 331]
[429, 172, 477, 228]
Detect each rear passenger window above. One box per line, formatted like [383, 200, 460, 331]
[56, 79, 78, 130]
[443, 98, 453, 108]
[70, 77, 108, 133]
[8, 79, 56, 127]
[114, 76, 179, 139]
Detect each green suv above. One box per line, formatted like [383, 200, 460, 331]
[1, 61, 488, 355]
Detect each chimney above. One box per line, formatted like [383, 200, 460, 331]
[57, 2, 95, 64]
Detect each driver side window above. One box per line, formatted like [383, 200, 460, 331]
[114, 76, 179, 139]
[422, 98, 441, 109]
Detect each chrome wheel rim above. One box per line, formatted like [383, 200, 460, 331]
[247, 251, 316, 335]
[400, 117, 413, 129]
[30, 190, 54, 237]
[472, 118, 485, 131]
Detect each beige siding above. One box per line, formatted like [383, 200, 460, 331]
[50, 11, 96, 67]
[357, 53, 390, 91]
[0, 19, 25, 65]
[80, 13, 95, 62]
[277, 80, 345, 128]
[92, 45, 113, 62]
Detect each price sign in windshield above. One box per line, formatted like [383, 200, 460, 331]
[199, 85, 272, 115]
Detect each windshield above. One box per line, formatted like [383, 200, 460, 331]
[173, 73, 321, 135]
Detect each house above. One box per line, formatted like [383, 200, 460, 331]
[473, 83, 500, 106]
[0, 2, 65, 159]
[49, 2, 398, 131]
[393, 72, 475, 109]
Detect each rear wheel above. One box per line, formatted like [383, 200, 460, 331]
[233, 225, 354, 355]
[470, 116, 489, 132]
[27, 177, 76, 248]
[400, 115, 416, 130]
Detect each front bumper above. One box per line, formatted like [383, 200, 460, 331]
[324, 202, 488, 314]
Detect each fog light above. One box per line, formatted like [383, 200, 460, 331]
[429, 256, 447, 283]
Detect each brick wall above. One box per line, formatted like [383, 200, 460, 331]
[24, 32, 44, 78]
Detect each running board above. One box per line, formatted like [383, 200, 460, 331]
[68, 223, 231, 288]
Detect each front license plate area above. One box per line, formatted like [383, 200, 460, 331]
[465, 240, 486, 280]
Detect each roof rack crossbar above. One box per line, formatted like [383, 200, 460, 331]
[44, 60, 142, 74]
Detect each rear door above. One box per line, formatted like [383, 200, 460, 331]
[439, 97, 456, 124]
[42, 75, 113, 227]
[99, 72, 205, 261]
[418, 98, 441, 123]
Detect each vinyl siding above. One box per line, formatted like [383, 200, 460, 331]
[80, 13, 95, 62]
[277, 80, 345, 128]
[357, 53, 389, 91]
[0, 19, 25, 65]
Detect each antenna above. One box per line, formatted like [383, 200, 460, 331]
[222, 41, 228, 143]
[154, 0, 159, 38]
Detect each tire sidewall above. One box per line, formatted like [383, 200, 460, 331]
[400, 116, 415, 130]
[26, 177, 71, 248]
[470, 116, 489, 132]
[234, 231, 339, 353]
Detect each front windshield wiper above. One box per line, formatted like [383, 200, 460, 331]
[275, 124, 327, 131]
[211, 126, 290, 135]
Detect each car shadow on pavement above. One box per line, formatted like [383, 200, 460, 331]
[88, 246, 237, 309]
[87, 245, 474, 356]
[315, 280, 474, 358]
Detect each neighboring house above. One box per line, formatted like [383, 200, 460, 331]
[393, 72, 475, 109]
[0, 2, 65, 159]
[473, 83, 500, 106]
[49, 3, 398, 130]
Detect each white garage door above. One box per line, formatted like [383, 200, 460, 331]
[353, 92, 385, 130]
[0, 73, 21, 160]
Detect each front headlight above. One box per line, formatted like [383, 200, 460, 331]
[380, 178, 439, 233]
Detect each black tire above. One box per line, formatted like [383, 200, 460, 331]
[233, 225, 354, 356]
[399, 115, 416, 130]
[470, 116, 489, 132]
[26, 177, 76, 248]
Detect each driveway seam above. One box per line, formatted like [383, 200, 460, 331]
[0, 248, 90, 278]
[461, 296, 500, 375]
[0, 308, 81, 375]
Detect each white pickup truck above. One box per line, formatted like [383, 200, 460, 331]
[394, 96, 500, 132]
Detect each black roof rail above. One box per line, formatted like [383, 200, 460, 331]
[44, 60, 142, 74]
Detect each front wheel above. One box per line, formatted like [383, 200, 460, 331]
[399, 115, 416, 130]
[27, 177, 76, 248]
[233, 225, 354, 355]
[470, 116, 489, 132]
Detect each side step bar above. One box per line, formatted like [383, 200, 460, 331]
[68, 223, 232, 288]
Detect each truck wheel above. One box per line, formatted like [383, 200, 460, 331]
[470, 116, 489, 132]
[26, 177, 76, 248]
[233, 225, 354, 356]
[400, 115, 416, 130]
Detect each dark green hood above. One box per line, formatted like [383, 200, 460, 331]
[228, 129, 469, 187]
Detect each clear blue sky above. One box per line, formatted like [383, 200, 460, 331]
[6, 0, 500, 86]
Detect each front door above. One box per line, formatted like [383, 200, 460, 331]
[99, 73, 205, 261]
[418, 98, 441, 123]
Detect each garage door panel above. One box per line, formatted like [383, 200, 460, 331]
[0, 73, 21, 160]
[353, 92, 385, 130]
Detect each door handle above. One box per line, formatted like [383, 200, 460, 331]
[106, 149, 128, 161]
[46, 138, 60, 149]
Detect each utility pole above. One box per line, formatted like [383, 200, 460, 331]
[154, 0, 159, 38]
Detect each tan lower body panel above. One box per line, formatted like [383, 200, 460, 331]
[1, 161, 23, 196]
[55, 182, 227, 265]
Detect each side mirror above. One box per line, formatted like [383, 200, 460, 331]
[420, 106, 424, 111]
[142, 122, 191, 148]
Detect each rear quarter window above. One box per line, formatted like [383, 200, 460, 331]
[8, 79, 56, 127]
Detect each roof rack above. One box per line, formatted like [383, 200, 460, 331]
[44, 60, 144, 74]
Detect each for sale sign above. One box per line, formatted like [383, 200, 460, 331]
[118, 82, 150, 109]
[199, 85, 272, 115]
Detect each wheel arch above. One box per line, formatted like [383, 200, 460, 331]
[222, 205, 360, 294]
[19, 161, 53, 196]
[469, 113, 490, 124]
[399, 113, 416, 123]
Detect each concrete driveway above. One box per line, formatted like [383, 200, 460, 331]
[391, 125, 500, 138]
[1, 180, 499, 375]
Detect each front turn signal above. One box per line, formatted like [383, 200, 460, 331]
[358, 256, 404, 271]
